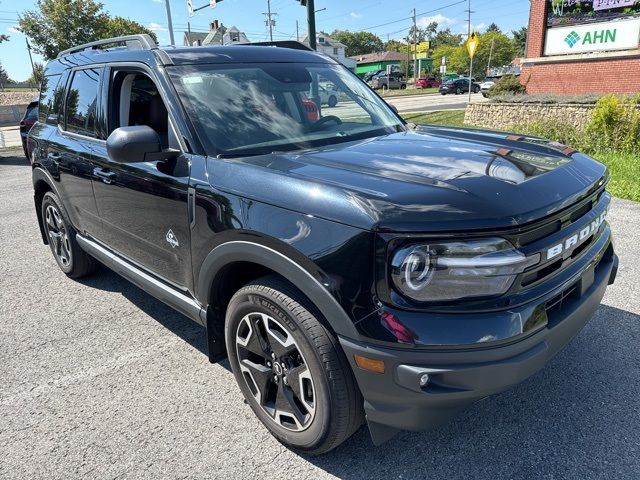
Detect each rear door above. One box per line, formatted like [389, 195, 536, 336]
[45, 67, 105, 237]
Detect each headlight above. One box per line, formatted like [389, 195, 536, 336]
[390, 238, 538, 302]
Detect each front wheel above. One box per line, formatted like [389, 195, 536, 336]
[327, 95, 338, 108]
[456, 87, 462, 95]
[225, 276, 363, 454]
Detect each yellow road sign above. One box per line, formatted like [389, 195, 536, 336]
[416, 41, 430, 54]
[466, 32, 479, 58]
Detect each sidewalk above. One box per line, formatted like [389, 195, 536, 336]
[0, 126, 21, 148]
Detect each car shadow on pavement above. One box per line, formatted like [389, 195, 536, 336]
[77, 266, 216, 362]
[0, 152, 29, 166]
[304, 304, 639, 479]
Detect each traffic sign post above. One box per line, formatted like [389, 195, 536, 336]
[466, 32, 479, 101]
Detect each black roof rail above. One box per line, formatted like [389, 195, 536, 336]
[237, 40, 314, 52]
[57, 34, 157, 58]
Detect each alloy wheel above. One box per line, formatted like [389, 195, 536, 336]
[45, 204, 72, 267]
[236, 312, 316, 432]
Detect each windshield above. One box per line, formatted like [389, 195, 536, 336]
[169, 62, 404, 156]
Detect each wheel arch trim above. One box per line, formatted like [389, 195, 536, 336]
[196, 240, 361, 339]
[32, 167, 61, 244]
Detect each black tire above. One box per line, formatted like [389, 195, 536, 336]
[327, 95, 338, 108]
[225, 275, 364, 454]
[456, 87, 462, 95]
[41, 191, 97, 278]
[400, 84, 407, 90]
[473, 86, 480, 94]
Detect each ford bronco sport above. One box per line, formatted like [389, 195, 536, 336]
[29, 35, 618, 454]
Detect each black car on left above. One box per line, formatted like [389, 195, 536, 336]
[439, 78, 480, 95]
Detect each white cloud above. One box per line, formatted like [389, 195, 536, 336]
[7, 26, 20, 34]
[151, 0, 163, 3]
[418, 14, 456, 28]
[349, 12, 362, 19]
[147, 22, 167, 32]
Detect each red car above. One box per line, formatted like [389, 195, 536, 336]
[415, 77, 440, 89]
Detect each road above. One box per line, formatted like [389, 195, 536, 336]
[1, 149, 639, 479]
[384, 91, 487, 113]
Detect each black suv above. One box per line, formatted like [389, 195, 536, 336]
[29, 35, 618, 454]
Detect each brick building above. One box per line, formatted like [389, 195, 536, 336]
[522, 0, 640, 95]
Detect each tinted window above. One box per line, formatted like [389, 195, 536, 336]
[65, 68, 100, 138]
[25, 102, 38, 121]
[38, 74, 61, 123]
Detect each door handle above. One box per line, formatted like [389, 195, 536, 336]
[93, 167, 117, 185]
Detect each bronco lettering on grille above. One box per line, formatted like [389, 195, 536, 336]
[546, 211, 607, 260]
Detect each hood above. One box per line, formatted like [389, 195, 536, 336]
[207, 125, 607, 232]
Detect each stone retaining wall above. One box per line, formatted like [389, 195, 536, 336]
[464, 102, 595, 130]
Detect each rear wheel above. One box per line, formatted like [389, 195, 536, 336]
[327, 95, 338, 107]
[41, 191, 97, 278]
[225, 276, 363, 454]
[456, 87, 462, 95]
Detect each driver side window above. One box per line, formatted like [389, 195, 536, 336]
[109, 71, 176, 149]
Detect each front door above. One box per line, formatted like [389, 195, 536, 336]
[91, 69, 192, 290]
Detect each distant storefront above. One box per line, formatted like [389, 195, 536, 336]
[522, 0, 640, 94]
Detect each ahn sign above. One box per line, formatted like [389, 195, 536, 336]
[544, 17, 640, 55]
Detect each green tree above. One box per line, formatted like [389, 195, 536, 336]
[105, 16, 157, 43]
[474, 31, 518, 77]
[27, 62, 45, 86]
[432, 28, 463, 48]
[18, 0, 156, 60]
[512, 26, 528, 57]
[0, 62, 10, 87]
[330, 30, 384, 56]
[486, 23, 502, 34]
[385, 39, 409, 53]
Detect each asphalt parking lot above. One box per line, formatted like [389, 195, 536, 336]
[1, 149, 639, 479]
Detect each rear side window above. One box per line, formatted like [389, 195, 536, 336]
[38, 74, 61, 124]
[65, 68, 100, 138]
[25, 103, 38, 121]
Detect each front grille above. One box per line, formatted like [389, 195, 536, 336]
[512, 184, 609, 290]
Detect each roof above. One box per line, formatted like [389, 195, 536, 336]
[45, 44, 335, 74]
[351, 51, 406, 65]
[183, 31, 208, 46]
[299, 32, 346, 49]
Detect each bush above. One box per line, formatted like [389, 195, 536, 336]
[488, 75, 525, 96]
[586, 94, 640, 154]
[511, 94, 640, 155]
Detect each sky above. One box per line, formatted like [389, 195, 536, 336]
[0, 0, 530, 80]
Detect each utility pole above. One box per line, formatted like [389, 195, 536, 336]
[165, 0, 175, 46]
[25, 37, 37, 87]
[263, 0, 277, 42]
[467, 0, 473, 101]
[306, 0, 316, 50]
[412, 8, 417, 82]
[296, 20, 299, 40]
[487, 38, 495, 73]
[405, 36, 410, 80]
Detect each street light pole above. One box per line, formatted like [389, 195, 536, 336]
[306, 0, 316, 50]
[467, 0, 472, 102]
[165, 0, 175, 46]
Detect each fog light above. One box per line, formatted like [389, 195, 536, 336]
[419, 373, 430, 387]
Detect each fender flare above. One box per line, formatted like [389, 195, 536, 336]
[32, 167, 62, 244]
[196, 240, 361, 339]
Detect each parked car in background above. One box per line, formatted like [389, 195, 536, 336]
[480, 77, 499, 97]
[362, 70, 384, 83]
[369, 73, 406, 90]
[439, 78, 480, 95]
[415, 77, 440, 89]
[318, 84, 339, 107]
[20, 100, 38, 158]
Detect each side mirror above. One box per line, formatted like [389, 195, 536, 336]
[106, 126, 177, 163]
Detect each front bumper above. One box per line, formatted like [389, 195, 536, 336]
[340, 241, 618, 444]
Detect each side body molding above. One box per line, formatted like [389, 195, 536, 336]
[196, 241, 361, 339]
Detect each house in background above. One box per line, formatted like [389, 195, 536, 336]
[183, 20, 250, 46]
[300, 32, 357, 71]
[351, 51, 406, 77]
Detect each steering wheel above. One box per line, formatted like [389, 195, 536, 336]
[309, 115, 343, 132]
